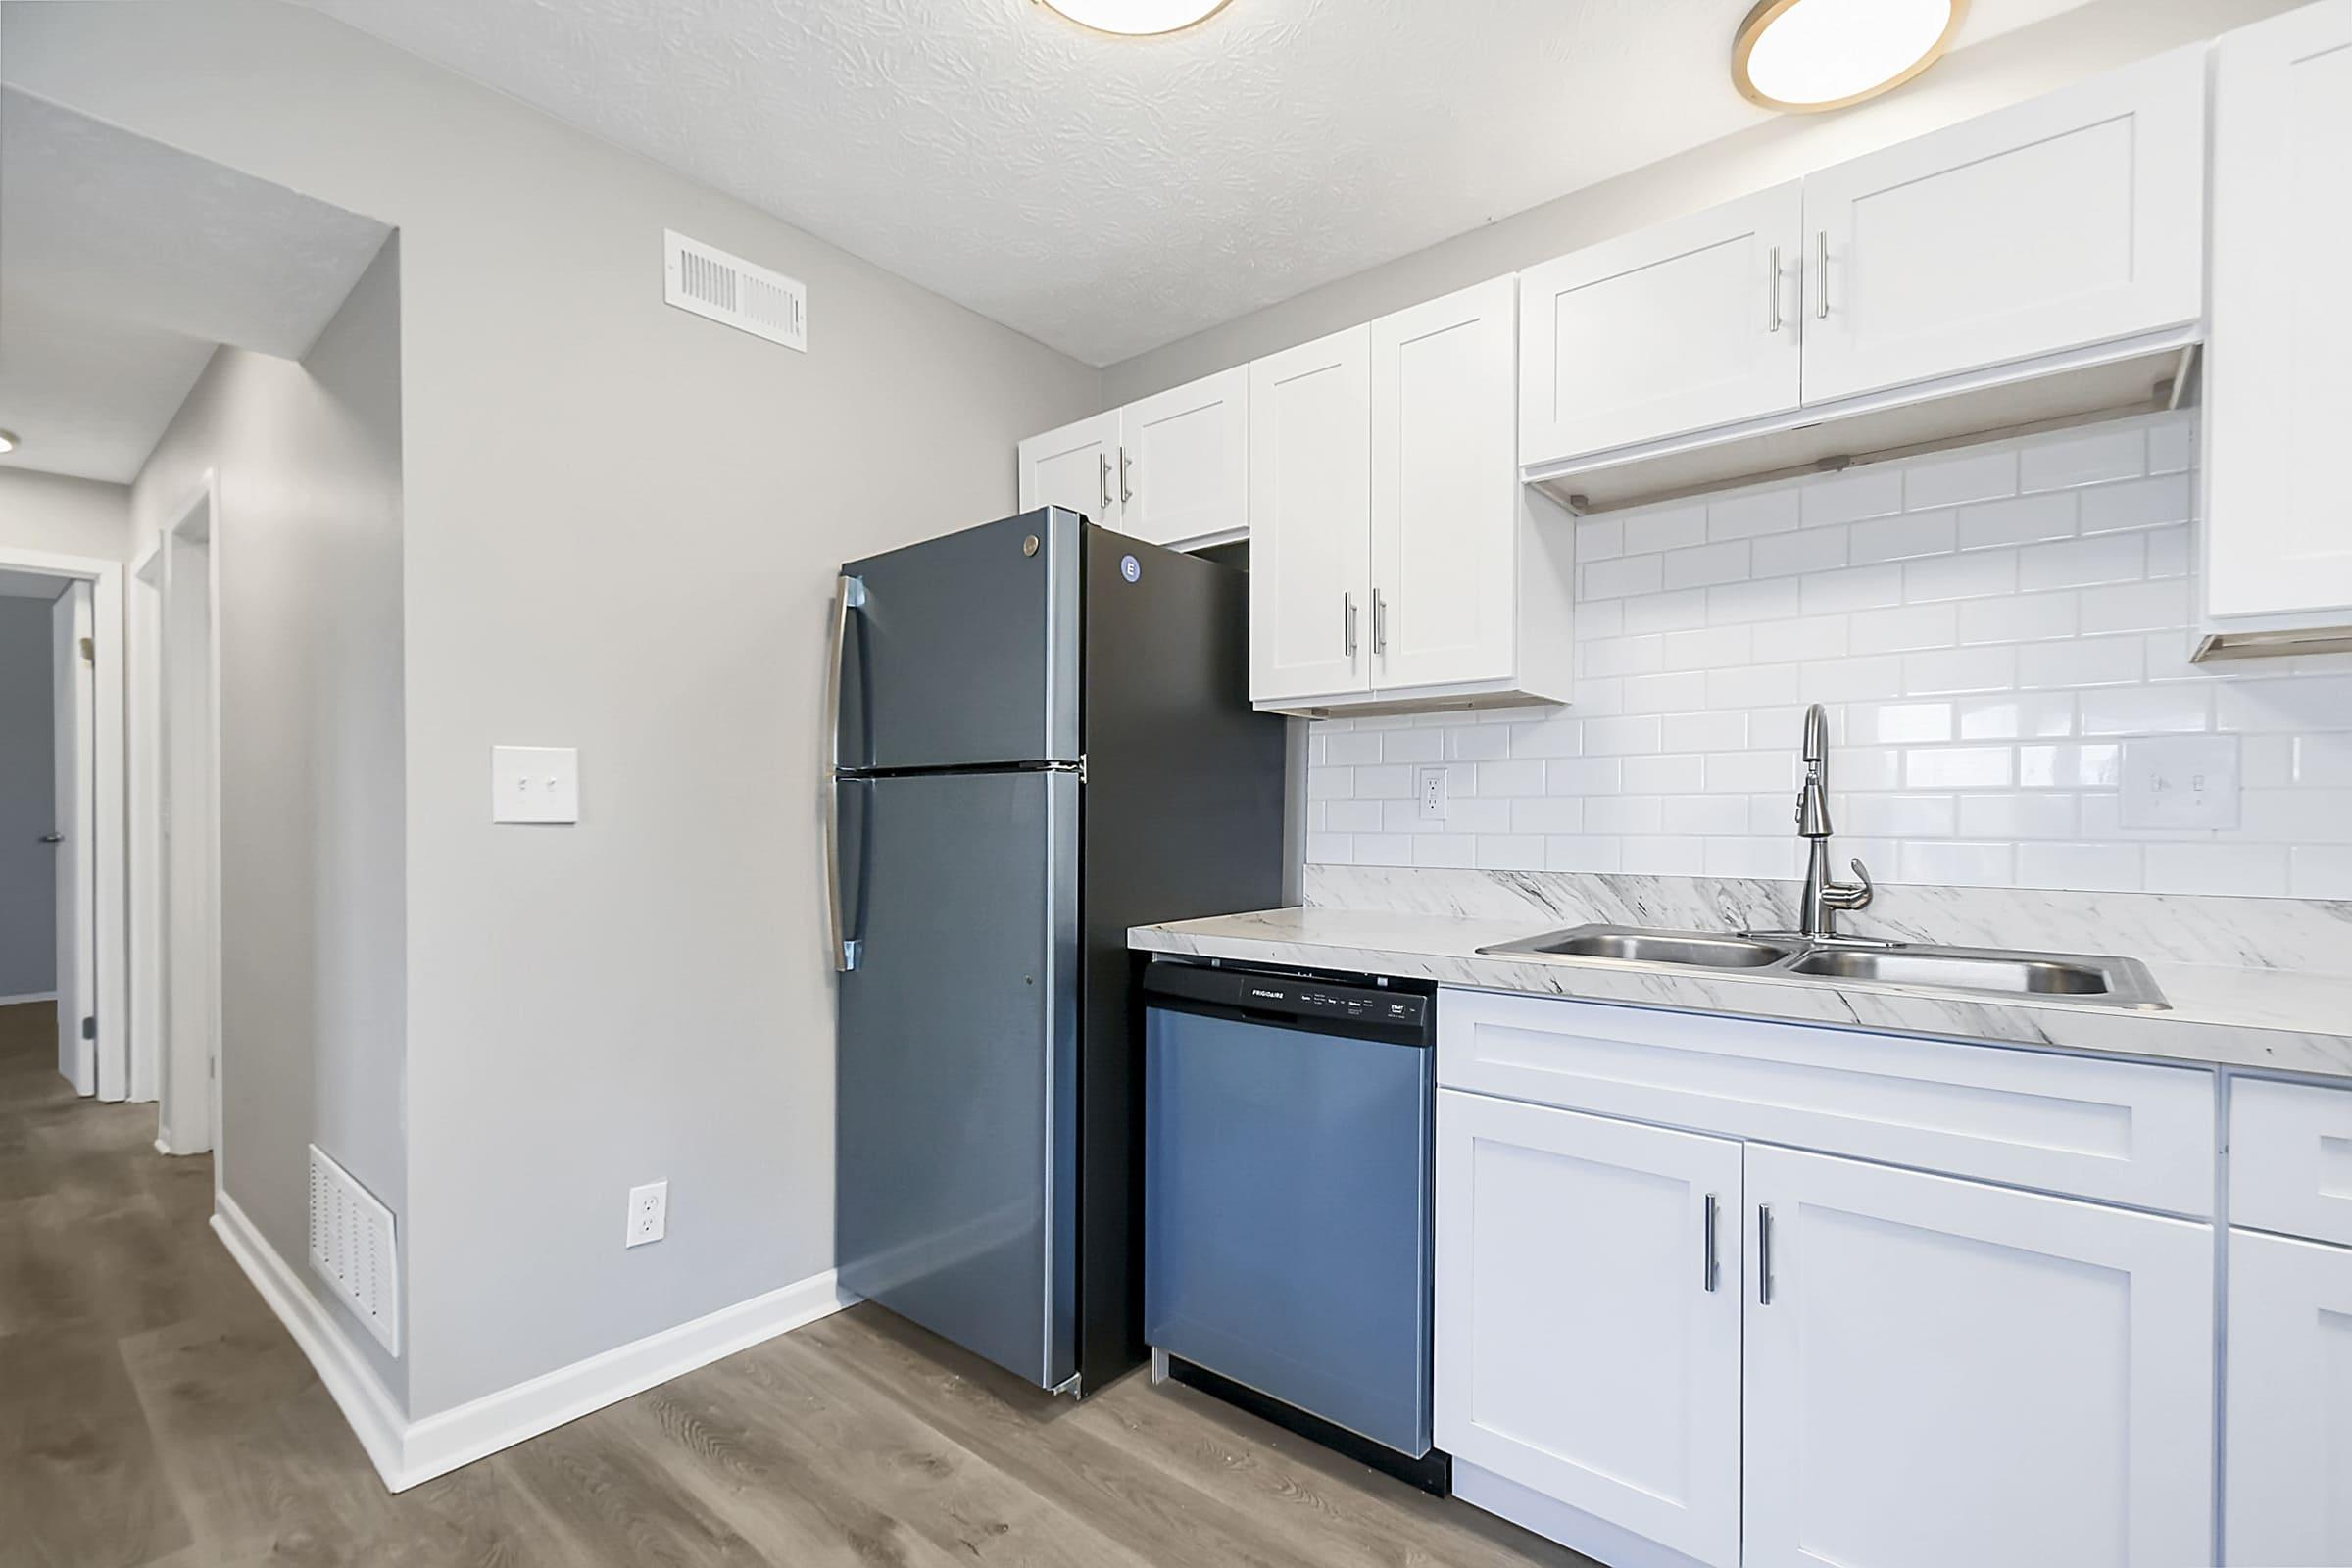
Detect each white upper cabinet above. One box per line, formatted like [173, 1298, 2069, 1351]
[1017, 410, 1123, 530]
[2225, 1228, 2352, 1566]
[1372, 278, 1521, 692]
[1741, 1146, 2214, 1568]
[1520, 183, 1804, 466]
[1249, 324, 1374, 704]
[1436, 1092, 1744, 1568]
[1118, 367, 1250, 552]
[1800, 46, 2206, 405]
[2204, 0, 2352, 629]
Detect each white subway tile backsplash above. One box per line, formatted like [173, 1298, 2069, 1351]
[1958, 492, 2077, 551]
[1801, 468, 1906, 527]
[1906, 449, 2019, 510]
[1300, 412, 2346, 899]
[2020, 425, 2145, 492]
[1707, 488, 1802, 540]
[1753, 526, 1849, 579]
[1850, 511, 1958, 564]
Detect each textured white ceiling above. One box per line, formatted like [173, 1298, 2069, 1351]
[294, 0, 2094, 367]
[0, 89, 394, 482]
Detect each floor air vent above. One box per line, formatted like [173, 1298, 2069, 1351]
[308, 1144, 401, 1354]
[664, 228, 807, 352]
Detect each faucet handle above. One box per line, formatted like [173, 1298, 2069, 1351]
[1845, 858, 1874, 905]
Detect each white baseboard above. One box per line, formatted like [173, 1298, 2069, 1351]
[211, 1193, 857, 1493]
[211, 1193, 410, 1486]
[0, 991, 59, 1008]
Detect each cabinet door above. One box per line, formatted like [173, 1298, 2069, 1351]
[1435, 1091, 1742, 1568]
[1121, 367, 1248, 551]
[1249, 325, 1372, 703]
[1519, 183, 1803, 466]
[1799, 47, 2205, 405]
[1743, 1147, 2214, 1568]
[1017, 410, 1122, 529]
[2225, 1228, 2352, 1566]
[2206, 0, 2352, 620]
[1371, 277, 1519, 693]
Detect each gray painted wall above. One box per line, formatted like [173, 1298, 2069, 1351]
[0, 597, 56, 998]
[1103, 0, 2303, 405]
[130, 239, 410, 1399]
[0, 467, 133, 561]
[7, 0, 1100, 1418]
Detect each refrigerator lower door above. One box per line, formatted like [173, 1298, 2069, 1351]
[836, 767, 1081, 1390]
[837, 510, 1082, 772]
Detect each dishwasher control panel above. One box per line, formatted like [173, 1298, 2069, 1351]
[1143, 961, 1435, 1044]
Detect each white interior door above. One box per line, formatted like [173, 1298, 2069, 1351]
[1435, 1091, 1743, 1568]
[1518, 183, 1803, 465]
[1742, 1146, 2214, 1568]
[1248, 324, 1372, 705]
[2204, 0, 2352, 620]
[1119, 367, 1248, 550]
[1371, 277, 1520, 694]
[2225, 1227, 2352, 1565]
[1799, 46, 2205, 405]
[51, 581, 94, 1095]
[128, 547, 165, 1104]
[1016, 410, 1123, 529]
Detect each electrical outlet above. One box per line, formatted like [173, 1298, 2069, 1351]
[625, 1181, 668, 1248]
[2119, 734, 2241, 831]
[1417, 765, 1448, 822]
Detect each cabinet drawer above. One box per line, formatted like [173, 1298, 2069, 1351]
[1438, 989, 2214, 1215]
[2230, 1077, 2352, 1246]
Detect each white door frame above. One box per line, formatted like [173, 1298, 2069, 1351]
[127, 538, 166, 1108]
[0, 543, 127, 1101]
[53, 581, 96, 1093]
[151, 472, 222, 1165]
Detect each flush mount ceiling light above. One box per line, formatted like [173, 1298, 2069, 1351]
[0, 430, 17, 455]
[1734, 0, 1969, 114]
[1033, 0, 1232, 37]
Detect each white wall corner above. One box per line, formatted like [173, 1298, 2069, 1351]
[211, 1194, 857, 1493]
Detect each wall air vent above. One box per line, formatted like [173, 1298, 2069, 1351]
[663, 228, 807, 352]
[309, 1143, 401, 1354]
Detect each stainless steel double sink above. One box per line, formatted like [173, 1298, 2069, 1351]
[1476, 924, 2169, 1010]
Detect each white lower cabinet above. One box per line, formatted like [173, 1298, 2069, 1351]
[1433, 994, 2221, 1568]
[1741, 1146, 2215, 1568]
[2226, 1227, 2352, 1566]
[1434, 1091, 1742, 1568]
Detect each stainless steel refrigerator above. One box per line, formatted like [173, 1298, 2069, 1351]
[827, 507, 1286, 1396]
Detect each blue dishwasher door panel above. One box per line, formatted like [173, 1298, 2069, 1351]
[1144, 1007, 1433, 1456]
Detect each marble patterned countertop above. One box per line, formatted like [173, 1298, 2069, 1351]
[1129, 902, 2352, 1080]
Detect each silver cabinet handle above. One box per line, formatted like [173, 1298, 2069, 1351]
[1099, 453, 1113, 514]
[1814, 231, 1830, 320]
[1118, 446, 1134, 505]
[1702, 1193, 1720, 1293]
[824, 573, 866, 973]
[1757, 1203, 1776, 1305]
[1766, 246, 1783, 335]
[1372, 589, 1389, 657]
[39, 832, 63, 844]
[1343, 591, 1358, 658]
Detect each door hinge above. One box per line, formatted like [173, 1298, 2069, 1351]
[79, 636, 95, 664]
[81, 1014, 96, 1041]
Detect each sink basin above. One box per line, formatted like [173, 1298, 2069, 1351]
[1476, 923, 2167, 1010]
[1489, 926, 1792, 968]
[1784, 946, 2114, 996]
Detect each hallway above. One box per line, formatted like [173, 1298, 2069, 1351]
[0, 1003, 1580, 1568]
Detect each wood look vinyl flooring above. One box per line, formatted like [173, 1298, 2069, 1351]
[0, 1003, 1593, 1568]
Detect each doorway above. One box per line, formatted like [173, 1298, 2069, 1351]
[0, 547, 127, 1105]
[152, 477, 221, 1162]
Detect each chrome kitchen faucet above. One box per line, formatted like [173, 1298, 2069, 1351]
[1794, 703, 1876, 942]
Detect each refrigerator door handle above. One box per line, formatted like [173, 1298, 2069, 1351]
[825, 572, 867, 972]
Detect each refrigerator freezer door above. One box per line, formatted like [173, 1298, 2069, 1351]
[835, 767, 1081, 1390]
[838, 510, 1082, 771]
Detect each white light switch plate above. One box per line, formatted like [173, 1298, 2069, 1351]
[492, 745, 579, 824]
[2119, 734, 2240, 831]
